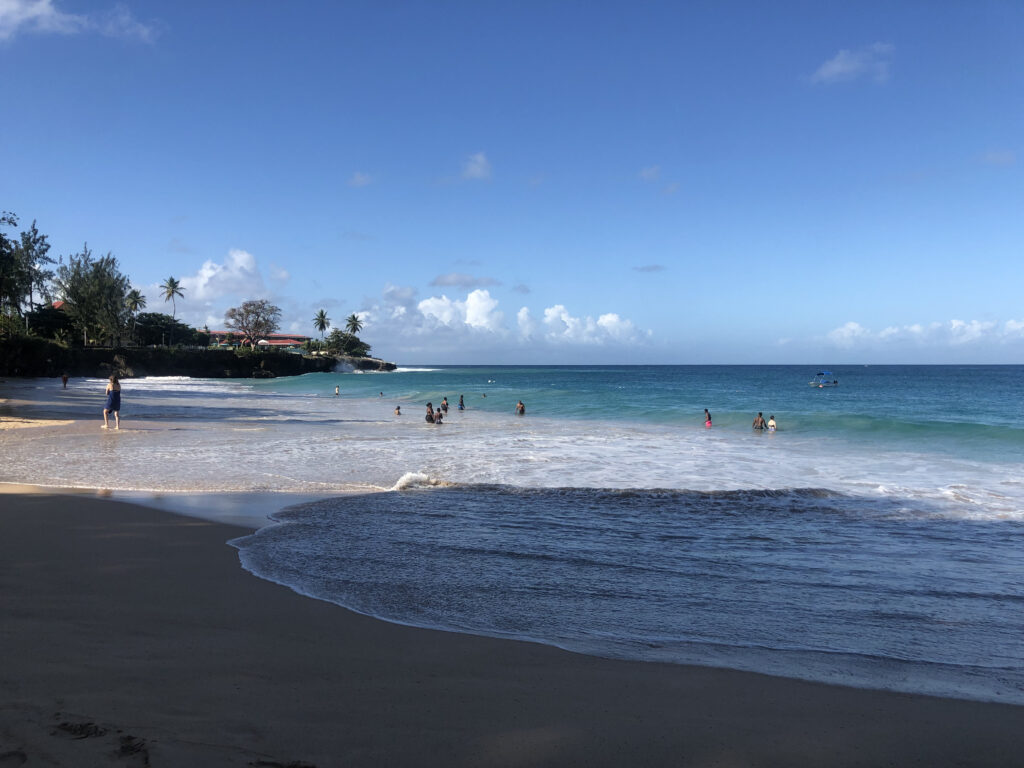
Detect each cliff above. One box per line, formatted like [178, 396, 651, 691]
[0, 338, 396, 378]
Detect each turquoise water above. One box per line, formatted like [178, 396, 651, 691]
[258, 364, 1024, 460]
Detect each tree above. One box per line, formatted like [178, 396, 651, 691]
[125, 288, 147, 335]
[313, 308, 330, 340]
[135, 312, 204, 347]
[345, 313, 363, 334]
[160, 276, 184, 319]
[0, 214, 54, 332]
[53, 245, 131, 346]
[224, 299, 282, 350]
[326, 328, 371, 357]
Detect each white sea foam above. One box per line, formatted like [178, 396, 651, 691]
[2, 376, 1022, 522]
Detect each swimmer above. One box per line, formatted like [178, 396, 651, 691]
[767, 415, 777, 432]
[704, 408, 712, 428]
[434, 409, 443, 424]
[334, 385, 339, 396]
[441, 397, 449, 413]
[394, 405, 401, 416]
[458, 395, 465, 410]
[752, 412, 767, 430]
[515, 400, 526, 415]
[425, 402, 435, 424]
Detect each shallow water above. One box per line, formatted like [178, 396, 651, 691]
[2, 364, 1022, 702]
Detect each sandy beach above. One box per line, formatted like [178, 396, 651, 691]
[1, 490, 1022, 767]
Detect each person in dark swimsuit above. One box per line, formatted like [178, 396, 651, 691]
[441, 397, 449, 413]
[704, 408, 712, 428]
[515, 400, 525, 415]
[458, 395, 464, 410]
[103, 375, 121, 430]
[425, 403, 435, 423]
[752, 412, 767, 430]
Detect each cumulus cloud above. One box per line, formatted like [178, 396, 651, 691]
[462, 151, 492, 180]
[0, 0, 161, 42]
[348, 171, 372, 187]
[346, 284, 648, 362]
[810, 43, 894, 84]
[419, 289, 504, 332]
[826, 319, 1024, 348]
[541, 305, 643, 345]
[430, 272, 500, 289]
[177, 249, 266, 302]
[827, 321, 872, 347]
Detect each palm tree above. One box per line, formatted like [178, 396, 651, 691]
[160, 276, 184, 319]
[345, 313, 363, 334]
[125, 288, 147, 335]
[313, 309, 330, 341]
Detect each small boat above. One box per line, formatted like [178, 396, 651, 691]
[809, 371, 839, 388]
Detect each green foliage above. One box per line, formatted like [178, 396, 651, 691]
[54, 245, 131, 346]
[135, 312, 206, 347]
[344, 312, 363, 334]
[313, 308, 330, 338]
[25, 304, 76, 341]
[160, 276, 184, 318]
[0, 213, 54, 332]
[326, 328, 371, 357]
[225, 299, 282, 349]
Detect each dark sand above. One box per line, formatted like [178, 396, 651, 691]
[2, 492, 1022, 767]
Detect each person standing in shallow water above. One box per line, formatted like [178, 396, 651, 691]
[102, 375, 121, 430]
[515, 400, 526, 415]
[752, 412, 767, 430]
[704, 409, 712, 428]
[425, 403, 435, 423]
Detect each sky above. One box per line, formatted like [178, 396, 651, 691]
[1, 0, 1022, 364]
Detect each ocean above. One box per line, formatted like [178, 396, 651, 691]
[2, 364, 1023, 703]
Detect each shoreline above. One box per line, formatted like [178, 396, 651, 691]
[2, 491, 1022, 766]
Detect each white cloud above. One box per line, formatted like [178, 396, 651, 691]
[177, 249, 266, 302]
[269, 264, 290, 283]
[95, 4, 160, 42]
[827, 321, 871, 347]
[826, 319, 1024, 349]
[462, 151, 492, 180]
[811, 43, 894, 84]
[517, 306, 537, 338]
[541, 305, 644, 345]
[464, 289, 503, 330]
[348, 171, 373, 187]
[949, 319, 996, 345]
[0, 0, 160, 42]
[345, 284, 648, 362]
[0, 0, 83, 39]
[430, 272, 500, 289]
[418, 289, 504, 332]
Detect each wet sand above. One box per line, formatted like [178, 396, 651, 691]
[1, 491, 1022, 767]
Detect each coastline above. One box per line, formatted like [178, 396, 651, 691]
[2, 491, 1022, 766]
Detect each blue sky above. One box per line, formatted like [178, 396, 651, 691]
[2, 1, 1021, 364]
